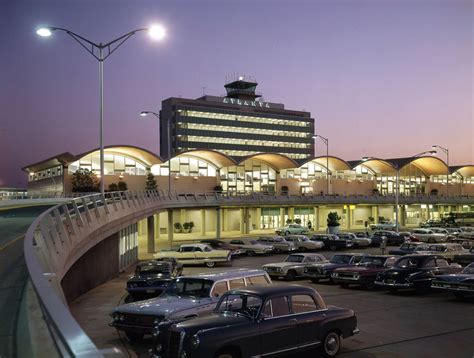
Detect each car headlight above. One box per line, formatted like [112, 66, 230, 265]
[128, 283, 137, 288]
[304, 268, 308, 273]
[331, 272, 338, 277]
[154, 318, 162, 325]
[354, 274, 360, 280]
[190, 334, 200, 349]
[154, 343, 162, 352]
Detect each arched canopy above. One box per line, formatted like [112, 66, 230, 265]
[450, 165, 474, 178]
[351, 158, 396, 174]
[75, 145, 162, 167]
[309, 156, 352, 172]
[398, 156, 448, 176]
[172, 150, 236, 168]
[238, 153, 299, 171]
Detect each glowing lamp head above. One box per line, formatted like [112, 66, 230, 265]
[36, 27, 53, 37]
[140, 111, 149, 117]
[148, 24, 166, 40]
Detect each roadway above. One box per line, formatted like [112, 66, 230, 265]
[0, 206, 52, 358]
[70, 247, 474, 358]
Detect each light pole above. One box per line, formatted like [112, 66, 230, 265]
[313, 135, 329, 195]
[432, 145, 449, 196]
[36, 25, 166, 194]
[140, 111, 171, 193]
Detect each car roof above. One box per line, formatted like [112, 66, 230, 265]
[228, 284, 316, 298]
[334, 252, 367, 256]
[181, 243, 211, 249]
[288, 253, 324, 257]
[397, 254, 444, 260]
[177, 269, 268, 281]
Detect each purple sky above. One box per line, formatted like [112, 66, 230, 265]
[1, 0, 472, 187]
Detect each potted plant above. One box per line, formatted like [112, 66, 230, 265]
[174, 222, 183, 233]
[183, 222, 190, 232]
[108, 183, 118, 192]
[294, 218, 302, 225]
[286, 218, 293, 225]
[327, 212, 341, 234]
[188, 221, 194, 233]
[118, 181, 128, 191]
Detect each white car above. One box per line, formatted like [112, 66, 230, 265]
[154, 243, 231, 267]
[275, 224, 309, 236]
[411, 228, 447, 243]
[229, 238, 274, 256]
[284, 235, 324, 251]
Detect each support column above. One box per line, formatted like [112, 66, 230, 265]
[147, 215, 155, 253]
[345, 206, 351, 230]
[138, 219, 146, 235]
[399, 206, 406, 227]
[314, 207, 320, 231]
[167, 209, 174, 249]
[280, 208, 285, 229]
[240, 208, 245, 234]
[372, 206, 379, 224]
[245, 208, 250, 234]
[289, 207, 295, 222]
[216, 207, 221, 239]
[222, 209, 227, 232]
[256, 207, 262, 230]
[201, 209, 206, 236]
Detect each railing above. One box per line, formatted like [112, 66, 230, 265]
[23, 189, 474, 356]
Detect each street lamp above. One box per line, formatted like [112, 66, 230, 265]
[432, 145, 449, 196]
[36, 25, 166, 194]
[140, 111, 171, 192]
[313, 135, 330, 194]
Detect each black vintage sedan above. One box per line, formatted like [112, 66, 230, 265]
[126, 258, 183, 301]
[375, 254, 462, 293]
[388, 242, 428, 256]
[431, 262, 474, 299]
[151, 285, 358, 358]
[453, 247, 474, 266]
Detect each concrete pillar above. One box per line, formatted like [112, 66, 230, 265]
[280, 208, 285, 229]
[256, 207, 262, 230]
[399, 206, 406, 227]
[245, 208, 250, 234]
[222, 209, 227, 232]
[138, 219, 146, 235]
[289, 207, 295, 222]
[372, 206, 379, 224]
[216, 208, 221, 239]
[167, 209, 174, 249]
[154, 213, 160, 242]
[345, 206, 351, 230]
[147, 215, 155, 253]
[314, 207, 320, 231]
[200, 209, 206, 236]
[240, 208, 245, 234]
[180, 209, 186, 225]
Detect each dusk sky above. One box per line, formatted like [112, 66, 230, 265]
[1, 0, 472, 187]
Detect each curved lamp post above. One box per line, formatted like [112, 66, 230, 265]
[36, 25, 166, 194]
[313, 135, 329, 194]
[140, 110, 171, 193]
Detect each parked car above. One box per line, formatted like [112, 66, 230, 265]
[411, 228, 447, 243]
[331, 255, 398, 290]
[110, 269, 271, 340]
[256, 236, 296, 253]
[154, 244, 231, 268]
[354, 232, 370, 238]
[126, 258, 183, 301]
[447, 237, 473, 250]
[262, 253, 328, 280]
[421, 243, 468, 261]
[431, 262, 474, 298]
[398, 231, 418, 242]
[452, 247, 474, 266]
[310, 234, 353, 251]
[430, 227, 455, 239]
[337, 233, 372, 247]
[370, 230, 406, 246]
[151, 284, 359, 358]
[420, 219, 445, 228]
[200, 239, 242, 256]
[370, 222, 398, 231]
[374, 254, 462, 293]
[229, 238, 274, 256]
[275, 223, 309, 236]
[388, 242, 429, 256]
[303, 253, 367, 283]
[284, 235, 324, 251]
[457, 227, 474, 239]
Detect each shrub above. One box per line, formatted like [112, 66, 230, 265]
[71, 168, 99, 192]
[118, 181, 128, 191]
[108, 183, 118, 191]
[327, 212, 341, 227]
[145, 173, 157, 190]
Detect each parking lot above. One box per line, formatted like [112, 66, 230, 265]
[70, 246, 474, 358]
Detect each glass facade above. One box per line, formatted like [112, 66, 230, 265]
[28, 165, 63, 182]
[219, 160, 277, 194]
[69, 153, 147, 176]
[151, 156, 217, 177]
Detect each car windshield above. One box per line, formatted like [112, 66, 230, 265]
[249, 240, 258, 245]
[462, 264, 474, 274]
[330, 255, 351, 264]
[138, 264, 170, 275]
[358, 257, 385, 266]
[215, 293, 262, 319]
[300, 237, 309, 241]
[162, 278, 213, 298]
[285, 255, 305, 263]
[395, 257, 423, 268]
[427, 245, 446, 252]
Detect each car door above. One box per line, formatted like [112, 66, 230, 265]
[258, 296, 298, 355]
[192, 246, 203, 264]
[290, 294, 327, 348]
[435, 258, 456, 274]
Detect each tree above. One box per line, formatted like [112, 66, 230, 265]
[118, 181, 128, 191]
[294, 218, 302, 224]
[108, 183, 118, 191]
[327, 212, 341, 227]
[71, 168, 99, 192]
[145, 173, 157, 190]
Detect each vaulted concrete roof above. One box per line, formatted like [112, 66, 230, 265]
[396, 156, 448, 176]
[172, 150, 236, 168]
[349, 158, 397, 174]
[307, 156, 352, 172]
[75, 145, 162, 167]
[451, 165, 474, 177]
[238, 153, 300, 171]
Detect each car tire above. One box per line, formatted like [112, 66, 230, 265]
[247, 250, 255, 257]
[300, 246, 307, 252]
[339, 283, 349, 288]
[285, 270, 297, 281]
[388, 287, 398, 294]
[216, 348, 241, 358]
[364, 281, 376, 290]
[453, 292, 466, 299]
[310, 278, 320, 283]
[329, 244, 338, 251]
[321, 331, 341, 357]
[205, 261, 215, 268]
[125, 331, 144, 342]
[124, 294, 134, 303]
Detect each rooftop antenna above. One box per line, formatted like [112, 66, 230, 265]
[202, 86, 206, 96]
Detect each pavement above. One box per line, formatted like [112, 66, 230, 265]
[69, 246, 474, 358]
[0, 205, 52, 358]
